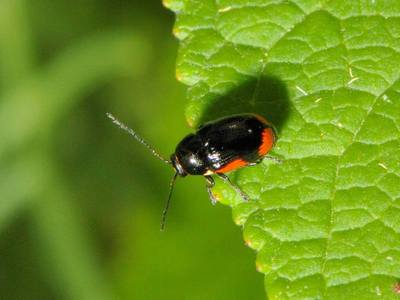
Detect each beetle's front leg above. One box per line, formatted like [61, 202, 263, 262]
[204, 175, 218, 205]
[216, 173, 249, 202]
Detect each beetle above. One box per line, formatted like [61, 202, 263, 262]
[107, 113, 278, 230]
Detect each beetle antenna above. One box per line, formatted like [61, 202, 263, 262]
[106, 113, 171, 165]
[160, 172, 178, 231]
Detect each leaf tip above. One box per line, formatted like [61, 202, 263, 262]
[255, 261, 263, 273]
[244, 237, 255, 249]
[175, 69, 183, 82]
[172, 26, 187, 39]
[162, 0, 183, 11]
[255, 259, 269, 274]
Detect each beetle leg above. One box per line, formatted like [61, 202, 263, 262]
[216, 173, 249, 202]
[264, 155, 283, 164]
[204, 175, 218, 205]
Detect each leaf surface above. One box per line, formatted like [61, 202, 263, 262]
[165, 1, 400, 298]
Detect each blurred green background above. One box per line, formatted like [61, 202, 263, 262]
[0, 0, 264, 299]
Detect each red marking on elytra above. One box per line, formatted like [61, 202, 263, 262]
[216, 159, 248, 174]
[258, 128, 275, 156]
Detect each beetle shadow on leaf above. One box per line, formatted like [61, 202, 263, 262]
[198, 75, 290, 134]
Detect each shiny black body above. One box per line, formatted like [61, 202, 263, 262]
[171, 114, 270, 176]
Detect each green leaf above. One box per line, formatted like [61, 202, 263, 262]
[165, 0, 400, 298]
